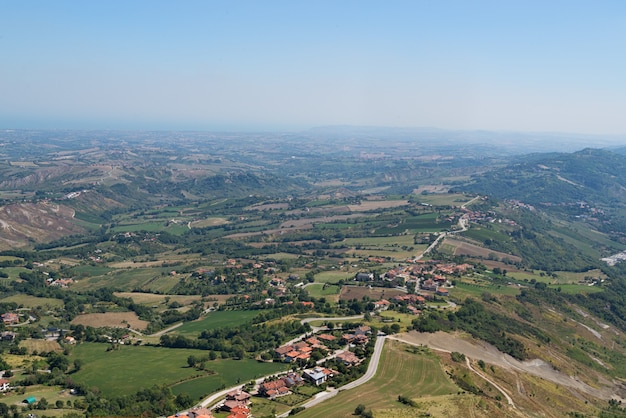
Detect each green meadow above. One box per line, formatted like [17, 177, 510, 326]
[70, 343, 286, 399]
[172, 310, 261, 336]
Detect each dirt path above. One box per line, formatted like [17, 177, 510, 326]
[148, 322, 183, 337]
[394, 331, 619, 401]
[387, 334, 515, 408]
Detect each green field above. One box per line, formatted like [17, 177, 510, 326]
[112, 221, 189, 235]
[549, 284, 604, 294]
[70, 343, 286, 399]
[1, 294, 64, 309]
[414, 193, 472, 207]
[451, 281, 521, 298]
[0, 384, 84, 414]
[71, 267, 172, 291]
[297, 340, 459, 417]
[372, 312, 421, 330]
[306, 283, 341, 299]
[0, 266, 30, 280]
[173, 310, 261, 336]
[313, 271, 355, 284]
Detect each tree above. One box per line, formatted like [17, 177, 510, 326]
[187, 355, 198, 368]
[355, 404, 366, 415]
[73, 359, 83, 371]
[48, 353, 69, 372]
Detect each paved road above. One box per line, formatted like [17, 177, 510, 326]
[191, 314, 366, 412]
[278, 336, 387, 417]
[413, 195, 478, 261]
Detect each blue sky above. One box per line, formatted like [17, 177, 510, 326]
[1, 1, 626, 133]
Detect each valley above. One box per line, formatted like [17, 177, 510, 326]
[1, 130, 626, 417]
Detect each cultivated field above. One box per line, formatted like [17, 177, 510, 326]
[347, 200, 410, 212]
[70, 343, 286, 399]
[19, 339, 62, 354]
[70, 312, 149, 330]
[114, 292, 202, 305]
[314, 270, 355, 284]
[190, 217, 229, 227]
[1, 294, 64, 308]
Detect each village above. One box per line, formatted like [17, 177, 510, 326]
[166, 324, 375, 418]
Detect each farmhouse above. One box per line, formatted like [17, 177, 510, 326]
[0, 378, 10, 392]
[374, 299, 390, 310]
[436, 287, 449, 296]
[1, 331, 16, 341]
[303, 367, 333, 385]
[1, 312, 19, 324]
[225, 389, 251, 403]
[227, 405, 251, 418]
[336, 351, 361, 366]
[355, 272, 374, 281]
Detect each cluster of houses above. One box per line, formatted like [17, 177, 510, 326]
[341, 325, 371, 345]
[274, 334, 336, 363]
[170, 389, 253, 418]
[259, 372, 304, 399]
[355, 260, 470, 301]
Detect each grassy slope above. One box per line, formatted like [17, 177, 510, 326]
[297, 340, 459, 418]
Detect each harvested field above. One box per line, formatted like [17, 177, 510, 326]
[339, 285, 406, 301]
[108, 260, 178, 268]
[71, 312, 149, 330]
[190, 217, 229, 227]
[347, 200, 409, 212]
[245, 202, 289, 211]
[19, 339, 62, 354]
[114, 292, 202, 305]
[279, 214, 366, 229]
[444, 238, 522, 262]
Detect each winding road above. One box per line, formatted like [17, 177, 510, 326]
[278, 335, 387, 417]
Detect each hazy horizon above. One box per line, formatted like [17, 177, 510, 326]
[2, 1, 626, 135]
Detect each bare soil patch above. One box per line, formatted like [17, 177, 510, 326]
[71, 312, 149, 330]
[339, 285, 406, 301]
[393, 331, 618, 401]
